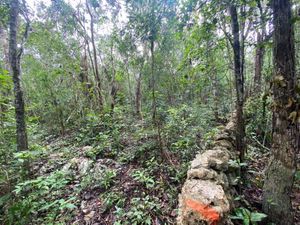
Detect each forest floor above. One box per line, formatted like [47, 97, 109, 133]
[28, 129, 300, 225]
[19, 114, 199, 225]
[4, 110, 300, 225]
[31, 132, 183, 224]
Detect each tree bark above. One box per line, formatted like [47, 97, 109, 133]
[253, 0, 266, 94]
[135, 72, 142, 120]
[86, 0, 103, 110]
[229, 5, 246, 162]
[150, 40, 156, 122]
[79, 45, 91, 98]
[9, 0, 28, 151]
[212, 72, 220, 122]
[253, 31, 264, 93]
[262, 0, 298, 224]
[239, 5, 246, 90]
[110, 42, 118, 113]
[125, 57, 134, 112]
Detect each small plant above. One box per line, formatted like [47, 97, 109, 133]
[203, 127, 220, 147]
[102, 191, 126, 210]
[114, 196, 160, 225]
[84, 146, 103, 160]
[101, 169, 117, 189]
[230, 207, 267, 225]
[6, 171, 75, 224]
[171, 137, 192, 150]
[169, 162, 188, 184]
[131, 170, 155, 189]
[13, 149, 44, 164]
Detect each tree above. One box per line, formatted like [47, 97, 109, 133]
[85, 0, 104, 110]
[229, 4, 246, 162]
[9, 0, 29, 151]
[79, 44, 92, 99]
[262, 0, 299, 224]
[126, 0, 177, 121]
[253, 0, 270, 94]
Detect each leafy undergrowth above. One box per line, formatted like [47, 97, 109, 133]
[236, 144, 300, 225]
[228, 140, 300, 225]
[0, 104, 220, 225]
[228, 96, 300, 225]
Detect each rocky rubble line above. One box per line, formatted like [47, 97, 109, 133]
[177, 114, 238, 225]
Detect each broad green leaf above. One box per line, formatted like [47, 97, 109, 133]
[250, 212, 267, 222]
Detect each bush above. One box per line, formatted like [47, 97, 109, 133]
[244, 95, 272, 146]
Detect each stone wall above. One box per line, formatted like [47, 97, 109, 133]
[177, 114, 238, 225]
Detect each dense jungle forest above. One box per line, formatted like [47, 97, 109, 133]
[1, 0, 300, 224]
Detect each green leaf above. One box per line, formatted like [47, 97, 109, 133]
[250, 212, 267, 222]
[0, 194, 11, 207]
[243, 217, 250, 225]
[64, 203, 77, 210]
[145, 217, 151, 224]
[230, 215, 243, 220]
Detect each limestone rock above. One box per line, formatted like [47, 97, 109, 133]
[215, 140, 234, 150]
[178, 180, 230, 225]
[177, 115, 237, 225]
[225, 121, 235, 132]
[191, 150, 230, 171]
[78, 158, 93, 176]
[61, 157, 93, 176]
[187, 168, 218, 180]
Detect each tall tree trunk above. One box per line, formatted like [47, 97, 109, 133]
[253, 31, 264, 93]
[239, 5, 246, 90]
[150, 40, 156, 122]
[110, 42, 118, 113]
[229, 5, 246, 162]
[135, 72, 142, 120]
[262, 0, 298, 224]
[9, 0, 28, 151]
[79, 46, 91, 98]
[212, 72, 220, 122]
[253, 0, 266, 94]
[86, 0, 103, 110]
[125, 57, 134, 112]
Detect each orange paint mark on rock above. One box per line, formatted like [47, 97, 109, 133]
[185, 199, 220, 225]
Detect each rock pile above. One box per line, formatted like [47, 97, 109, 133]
[177, 114, 239, 225]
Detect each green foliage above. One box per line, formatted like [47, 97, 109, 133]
[3, 171, 76, 224]
[0, 103, 15, 158]
[84, 146, 103, 160]
[244, 95, 272, 146]
[131, 169, 155, 189]
[202, 126, 220, 147]
[0, 69, 12, 91]
[114, 195, 161, 225]
[0, 68, 15, 162]
[230, 207, 267, 225]
[101, 191, 126, 210]
[163, 104, 215, 161]
[22, 22, 83, 134]
[0, 0, 9, 27]
[13, 149, 44, 164]
[101, 169, 117, 189]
